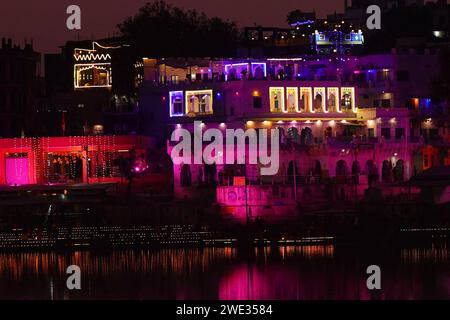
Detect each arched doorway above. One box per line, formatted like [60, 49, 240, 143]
[393, 159, 404, 182]
[352, 160, 361, 184]
[365, 159, 378, 186]
[228, 68, 237, 80]
[382, 160, 393, 183]
[325, 126, 332, 138]
[287, 160, 298, 183]
[300, 127, 313, 145]
[336, 160, 348, 177]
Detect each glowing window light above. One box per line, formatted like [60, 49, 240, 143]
[300, 87, 313, 113]
[224, 62, 267, 78]
[74, 63, 112, 89]
[340, 87, 356, 113]
[185, 90, 213, 115]
[169, 91, 184, 117]
[263, 121, 271, 126]
[327, 87, 339, 113]
[269, 87, 286, 113]
[286, 87, 299, 113]
[313, 87, 326, 113]
[246, 121, 254, 126]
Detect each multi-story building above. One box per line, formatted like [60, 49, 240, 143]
[139, 53, 449, 220]
[0, 38, 42, 137]
[44, 38, 142, 136]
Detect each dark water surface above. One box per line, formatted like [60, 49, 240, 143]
[1, 244, 450, 300]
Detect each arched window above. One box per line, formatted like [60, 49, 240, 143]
[277, 68, 285, 79]
[254, 66, 264, 79]
[314, 93, 323, 112]
[336, 160, 348, 177]
[300, 94, 306, 111]
[328, 93, 336, 112]
[352, 160, 361, 184]
[382, 160, 393, 183]
[173, 97, 183, 114]
[200, 95, 209, 113]
[287, 93, 296, 112]
[394, 160, 404, 182]
[189, 95, 199, 113]
[325, 126, 332, 138]
[300, 127, 313, 145]
[342, 94, 351, 111]
[229, 68, 237, 80]
[287, 127, 299, 141]
[365, 159, 378, 186]
[273, 94, 280, 111]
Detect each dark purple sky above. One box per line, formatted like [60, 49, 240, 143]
[0, 0, 344, 53]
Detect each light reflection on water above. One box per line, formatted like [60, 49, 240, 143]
[0, 244, 449, 300]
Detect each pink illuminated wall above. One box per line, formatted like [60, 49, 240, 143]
[5, 157, 29, 186]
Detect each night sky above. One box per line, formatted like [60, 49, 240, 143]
[1, 0, 343, 53]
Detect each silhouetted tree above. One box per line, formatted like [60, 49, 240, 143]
[118, 0, 239, 57]
[286, 10, 307, 25]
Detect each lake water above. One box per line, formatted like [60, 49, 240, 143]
[1, 244, 450, 300]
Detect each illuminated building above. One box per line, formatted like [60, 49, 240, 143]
[0, 135, 167, 187]
[44, 38, 143, 136]
[138, 55, 450, 216]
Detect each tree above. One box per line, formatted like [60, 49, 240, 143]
[118, 0, 239, 57]
[286, 10, 307, 25]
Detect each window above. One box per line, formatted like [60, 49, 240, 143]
[313, 87, 325, 112]
[253, 96, 262, 109]
[286, 87, 298, 112]
[327, 88, 339, 112]
[169, 91, 184, 117]
[185, 90, 213, 115]
[381, 128, 391, 139]
[395, 128, 405, 140]
[75, 63, 112, 88]
[340, 87, 355, 112]
[173, 97, 183, 114]
[300, 87, 312, 112]
[374, 99, 391, 108]
[269, 87, 285, 113]
[171, 75, 179, 84]
[397, 70, 409, 81]
[368, 128, 375, 138]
